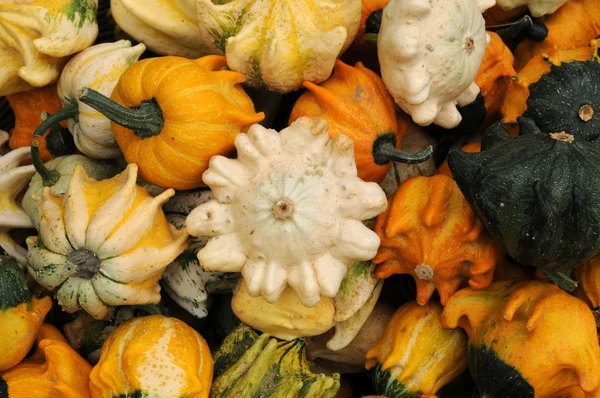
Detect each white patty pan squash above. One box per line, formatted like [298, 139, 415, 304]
[31, 40, 146, 159]
[378, 0, 493, 128]
[196, 0, 361, 93]
[26, 163, 189, 320]
[111, 0, 209, 58]
[0, 131, 36, 266]
[162, 189, 239, 319]
[186, 117, 388, 308]
[0, 0, 99, 97]
[495, 0, 568, 17]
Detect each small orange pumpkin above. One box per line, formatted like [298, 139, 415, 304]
[373, 174, 500, 305]
[574, 258, 600, 326]
[443, 280, 600, 397]
[6, 85, 73, 161]
[514, 1, 600, 70]
[79, 55, 265, 190]
[0, 324, 92, 398]
[289, 60, 431, 183]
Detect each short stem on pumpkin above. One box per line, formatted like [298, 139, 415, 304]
[45, 122, 75, 157]
[31, 141, 60, 187]
[79, 87, 164, 139]
[541, 268, 578, 292]
[33, 101, 78, 138]
[372, 133, 434, 165]
[67, 249, 101, 280]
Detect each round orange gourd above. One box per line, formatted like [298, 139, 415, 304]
[0, 324, 92, 398]
[289, 60, 431, 183]
[373, 174, 500, 305]
[79, 55, 265, 190]
[89, 315, 213, 398]
[7, 85, 73, 161]
[443, 280, 600, 397]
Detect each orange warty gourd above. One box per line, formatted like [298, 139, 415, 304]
[514, 0, 600, 70]
[289, 60, 431, 183]
[79, 55, 265, 190]
[6, 85, 72, 161]
[574, 258, 600, 326]
[89, 315, 213, 398]
[0, 324, 92, 398]
[373, 175, 500, 305]
[443, 280, 600, 398]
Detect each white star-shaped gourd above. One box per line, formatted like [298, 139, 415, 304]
[186, 117, 388, 307]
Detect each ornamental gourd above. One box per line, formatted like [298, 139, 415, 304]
[110, 0, 209, 58]
[211, 324, 340, 398]
[0, 0, 99, 96]
[79, 55, 265, 190]
[186, 117, 388, 307]
[0, 135, 36, 265]
[289, 60, 433, 184]
[89, 315, 213, 398]
[6, 85, 73, 161]
[162, 189, 239, 319]
[574, 258, 600, 323]
[32, 40, 146, 159]
[442, 280, 600, 397]
[373, 174, 500, 305]
[495, 0, 569, 17]
[377, 0, 493, 128]
[22, 142, 120, 229]
[26, 163, 188, 320]
[0, 252, 53, 372]
[448, 117, 600, 289]
[513, 1, 600, 70]
[351, 0, 389, 51]
[0, 324, 93, 398]
[196, 0, 361, 93]
[502, 42, 600, 141]
[365, 301, 468, 398]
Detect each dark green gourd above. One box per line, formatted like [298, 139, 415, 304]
[448, 117, 600, 287]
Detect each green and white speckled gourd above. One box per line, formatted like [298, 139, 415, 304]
[496, 0, 569, 17]
[196, 0, 362, 93]
[186, 117, 388, 308]
[32, 40, 145, 159]
[0, 0, 99, 96]
[0, 131, 35, 266]
[162, 189, 239, 319]
[378, 0, 493, 128]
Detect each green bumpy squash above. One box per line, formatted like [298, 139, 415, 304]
[212, 324, 341, 398]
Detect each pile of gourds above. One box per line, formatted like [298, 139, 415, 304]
[1, 0, 600, 397]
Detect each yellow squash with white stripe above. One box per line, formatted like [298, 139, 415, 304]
[26, 163, 188, 320]
[365, 301, 468, 398]
[89, 315, 213, 398]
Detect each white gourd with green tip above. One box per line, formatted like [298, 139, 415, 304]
[162, 189, 238, 319]
[0, 0, 99, 96]
[196, 0, 361, 93]
[27, 164, 188, 320]
[378, 0, 493, 129]
[0, 131, 36, 266]
[496, 0, 568, 17]
[33, 40, 146, 159]
[186, 117, 388, 308]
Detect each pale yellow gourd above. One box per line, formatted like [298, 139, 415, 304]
[0, 0, 99, 96]
[196, 0, 361, 93]
[27, 164, 188, 320]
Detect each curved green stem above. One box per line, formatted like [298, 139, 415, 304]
[372, 133, 434, 165]
[46, 123, 75, 157]
[33, 101, 78, 138]
[364, 33, 378, 45]
[31, 141, 59, 187]
[541, 268, 578, 293]
[79, 87, 164, 139]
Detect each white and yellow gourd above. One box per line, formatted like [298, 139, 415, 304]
[186, 117, 387, 308]
[378, 0, 493, 128]
[196, 0, 362, 93]
[26, 163, 188, 320]
[0, 0, 99, 96]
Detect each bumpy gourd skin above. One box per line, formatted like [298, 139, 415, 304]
[448, 117, 600, 271]
[443, 280, 600, 398]
[89, 315, 213, 398]
[365, 301, 468, 398]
